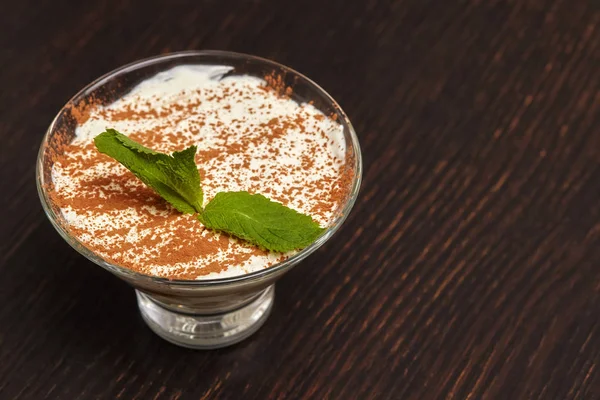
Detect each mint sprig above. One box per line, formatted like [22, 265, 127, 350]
[94, 129, 324, 252]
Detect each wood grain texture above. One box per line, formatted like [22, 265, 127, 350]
[1, 0, 599, 398]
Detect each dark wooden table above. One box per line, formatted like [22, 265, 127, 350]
[1, 0, 599, 398]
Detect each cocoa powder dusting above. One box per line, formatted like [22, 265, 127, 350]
[47, 69, 355, 280]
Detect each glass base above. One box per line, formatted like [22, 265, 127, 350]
[136, 285, 275, 349]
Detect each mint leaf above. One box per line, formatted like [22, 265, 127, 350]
[94, 129, 203, 214]
[198, 192, 325, 252]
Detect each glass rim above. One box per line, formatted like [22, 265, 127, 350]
[36, 50, 363, 287]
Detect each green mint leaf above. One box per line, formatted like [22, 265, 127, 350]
[198, 191, 325, 252]
[94, 129, 203, 214]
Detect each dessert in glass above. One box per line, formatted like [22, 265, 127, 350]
[37, 51, 362, 349]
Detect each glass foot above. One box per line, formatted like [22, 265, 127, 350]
[136, 285, 275, 349]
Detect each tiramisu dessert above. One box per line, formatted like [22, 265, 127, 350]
[49, 65, 352, 280]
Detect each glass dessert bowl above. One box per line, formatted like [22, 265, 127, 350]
[36, 51, 362, 349]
